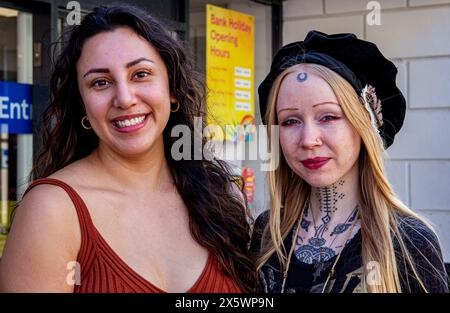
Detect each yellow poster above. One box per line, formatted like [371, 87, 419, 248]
[0, 200, 16, 256]
[206, 4, 255, 141]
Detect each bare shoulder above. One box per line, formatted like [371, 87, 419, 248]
[48, 156, 93, 183]
[0, 180, 81, 292]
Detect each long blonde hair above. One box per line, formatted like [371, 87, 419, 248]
[257, 63, 445, 292]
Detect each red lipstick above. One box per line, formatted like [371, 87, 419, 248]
[301, 157, 330, 170]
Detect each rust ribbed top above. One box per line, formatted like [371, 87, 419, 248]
[24, 178, 242, 293]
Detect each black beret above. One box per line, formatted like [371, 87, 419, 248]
[258, 30, 406, 148]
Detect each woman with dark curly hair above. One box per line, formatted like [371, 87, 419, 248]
[0, 5, 256, 293]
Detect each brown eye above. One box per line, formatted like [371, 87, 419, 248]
[134, 71, 151, 80]
[91, 79, 111, 89]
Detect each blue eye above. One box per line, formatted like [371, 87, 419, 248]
[281, 119, 300, 126]
[320, 115, 338, 122]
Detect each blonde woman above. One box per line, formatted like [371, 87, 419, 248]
[251, 31, 448, 293]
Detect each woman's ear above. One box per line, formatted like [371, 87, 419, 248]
[170, 94, 177, 104]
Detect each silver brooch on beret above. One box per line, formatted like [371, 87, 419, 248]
[360, 85, 383, 133]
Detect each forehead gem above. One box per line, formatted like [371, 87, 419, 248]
[296, 72, 308, 83]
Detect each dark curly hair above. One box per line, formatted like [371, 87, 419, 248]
[32, 4, 257, 292]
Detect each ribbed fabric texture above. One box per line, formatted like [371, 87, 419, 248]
[24, 178, 242, 293]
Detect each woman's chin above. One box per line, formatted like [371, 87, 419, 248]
[300, 174, 338, 188]
[109, 139, 159, 158]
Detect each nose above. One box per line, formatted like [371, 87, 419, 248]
[113, 80, 138, 109]
[299, 123, 322, 149]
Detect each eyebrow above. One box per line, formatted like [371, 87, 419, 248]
[83, 57, 154, 78]
[126, 57, 154, 68]
[277, 101, 339, 114]
[313, 101, 339, 107]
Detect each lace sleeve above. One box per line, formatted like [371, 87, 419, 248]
[396, 215, 449, 293]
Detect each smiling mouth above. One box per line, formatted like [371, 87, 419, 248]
[112, 114, 149, 129]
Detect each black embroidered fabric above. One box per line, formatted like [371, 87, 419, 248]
[251, 211, 449, 293]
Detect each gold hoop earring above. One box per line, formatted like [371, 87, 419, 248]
[81, 116, 92, 130]
[171, 102, 180, 113]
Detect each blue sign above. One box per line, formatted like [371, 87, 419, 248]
[0, 81, 33, 134]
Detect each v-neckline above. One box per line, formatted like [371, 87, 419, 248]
[93, 229, 212, 293]
[28, 178, 213, 292]
[68, 181, 212, 293]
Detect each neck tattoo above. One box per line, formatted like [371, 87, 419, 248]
[308, 180, 345, 249]
[290, 179, 361, 288]
[281, 201, 359, 293]
[294, 181, 346, 267]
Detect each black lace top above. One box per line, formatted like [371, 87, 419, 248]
[251, 211, 449, 293]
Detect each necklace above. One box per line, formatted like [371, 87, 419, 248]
[281, 204, 360, 293]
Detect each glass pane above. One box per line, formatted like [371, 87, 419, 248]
[0, 7, 18, 82]
[0, 6, 19, 254]
[0, 8, 33, 256]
